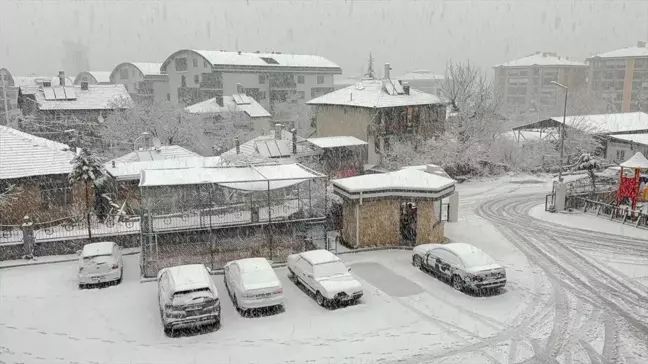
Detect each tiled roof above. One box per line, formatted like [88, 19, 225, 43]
[495, 53, 587, 67]
[307, 78, 443, 108]
[185, 50, 341, 71]
[131, 63, 164, 76]
[110, 145, 201, 164]
[589, 45, 648, 59]
[185, 95, 271, 118]
[221, 129, 308, 157]
[35, 84, 133, 111]
[0, 126, 75, 179]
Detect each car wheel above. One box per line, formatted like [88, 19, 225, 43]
[315, 291, 327, 307]
[232, 294, 239, 309]
[413, 255, 423, 270]
[288, 269, 298, 284]
[78, 283, 85, 289]
[163, 325, 173, 336]
[452, 275, 464, 291]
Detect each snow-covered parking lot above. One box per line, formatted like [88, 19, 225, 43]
[1, 248, 537, 364]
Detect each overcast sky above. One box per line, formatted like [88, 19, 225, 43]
[1, 0, 647, 77]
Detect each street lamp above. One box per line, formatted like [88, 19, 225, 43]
[551, 81, 568, 182]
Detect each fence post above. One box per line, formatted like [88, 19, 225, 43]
[21, 215, 35, 259]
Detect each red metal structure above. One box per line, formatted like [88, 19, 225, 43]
[616, 152, 648, 213]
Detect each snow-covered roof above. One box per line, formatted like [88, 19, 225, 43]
[495, 53, 587, 68]
[588, 44, 648, 59]
[82, 242, 114, 257]
[106, 156, 223, 181]
[307, 136, 367, 149]
[307, 78, 443, 108]
[221, 129, 309, 158]
[165, 264, 211, 292]
[34, 84, 133, 111]
[131, 62, 164, 76]
[111, 146, 201, 164]
[139, 163, 324, 191]
[550, 112, 648, 134]
[442, 243, 496, 267]
[75, 71, 111, 84]
[620, 152, 648, 169]
[333, 168, 456, 200]
[609, 133, 648, 146]
[0, 125, 75, 179]
[301, 249, 339, 265]
[185, 95, 271, 118]
[163, 50, 341, 72]
[396, 70, 445, 81]
[235, 257, 273, 273]
[401, 164, 452, 179]
[13, 76, 76, 87]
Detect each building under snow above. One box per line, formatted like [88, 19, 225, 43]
[109, 62, 169, 104]
[73, 71, 112, 86]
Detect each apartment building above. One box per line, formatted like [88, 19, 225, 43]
[160, 49, 342, 111]
[494, 52, 588, 115]
[587, 41, 648, 113]
[109, 62, 169, 104]
[307, 64, 446, 166]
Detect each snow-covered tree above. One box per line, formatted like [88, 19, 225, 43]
[270, 102, 315, 137]
[574, 152, 602, 196]
[364, 52, 376, 79]
[69, 148, 104, 238]
[0, 183, 19, 211]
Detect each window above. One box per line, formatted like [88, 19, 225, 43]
[616, 150, 626, 161]
[181, 75, 186, 87]
[204, 60, 210, 68]
[317, 75, 325, 84]
[175, 57, 188, 72]
[40, 182, 73, 210]
[194, 75, 200, 84]
[260, 57, 279, 64]
[297, 75, 305, 84]
[374, 137, 381, 154]
[298, 91, 305, 100]
[82, 76, 88, 81]
[192, 58, 198, 67]
[167, 93, 170, 101]
[311, 87, 334, 98]
[259, 75, 266, 84]
[119, 69, 128, 80]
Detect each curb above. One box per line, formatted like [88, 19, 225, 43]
[0, 250, 140, 270]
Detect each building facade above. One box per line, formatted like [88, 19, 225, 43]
[494, 52, 588, 116]
[160, 49, 342, 111]
[587, 41, 648, 113]
[109, 62, 169, 104]
[395, 70, 445, 96]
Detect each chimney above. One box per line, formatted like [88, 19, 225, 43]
[291, 128, 297, 155]
[639, 41, 647, 48]
[58, 70, 65, 86]
[111, 160, 116, 168]
[403, 83, 410, 95]
[236, 83, 244, 95]
[384, 63, 391, 79]
[274, 123, 283, 139]
[235, 136, 240, 154]
[350, 92, 353, 101]
[81, 81, 89, 91]
[238, 51, 242, 55]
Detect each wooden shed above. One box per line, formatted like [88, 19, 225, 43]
[332, 169, 456, 248]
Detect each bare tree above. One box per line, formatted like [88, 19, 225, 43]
[365, 52, 376, 79]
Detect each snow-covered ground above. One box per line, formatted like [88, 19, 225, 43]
[1, 173, 647, 364]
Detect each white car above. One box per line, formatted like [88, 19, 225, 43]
[157, 264, 221, 333]
[412, 243, 507, 292]
[287, 249, 363, 307]
[224, 257, 284, 312]
[78, 241, 123, 288]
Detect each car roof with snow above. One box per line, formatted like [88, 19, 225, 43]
[165, 264, 212, 292]
[235, 257, 273, 273]
[300, 249, 339, 265]
[82, 242, 115, 257]
[442, 243, 497, 267]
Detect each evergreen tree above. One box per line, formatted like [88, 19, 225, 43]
[69, 148, 104, 239]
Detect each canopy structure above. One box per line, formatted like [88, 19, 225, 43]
[140, 163, 325, 191]
[617, 152, 648, 212]
[620, 152, 648, 169]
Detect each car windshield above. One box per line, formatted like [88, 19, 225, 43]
[460, 251, 497, 268]
[313, 261, 348, 279]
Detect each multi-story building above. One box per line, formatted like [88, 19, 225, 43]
[587, 41, 648, 113]
[159, 49, 342, 111]
[494, 52, 588, 116]
[307, 64, 446, 166]
[74, 71, 112, 85]
[109, 62, 169, 104]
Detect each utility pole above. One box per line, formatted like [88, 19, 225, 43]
[552, 81, 568, 182]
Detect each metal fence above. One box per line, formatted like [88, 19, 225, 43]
[566, 196, 648, 229]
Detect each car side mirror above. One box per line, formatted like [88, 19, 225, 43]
[347, 267, 352, 272]
[76, 250, 82, 256]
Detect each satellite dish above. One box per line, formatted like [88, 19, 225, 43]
[152, 137, 162, 149]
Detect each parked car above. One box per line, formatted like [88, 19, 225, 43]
[224, 257, 284, 312]
[77, 241, 123, 288]
[412, 243, 507, 292]
[157, 264, 221, 333]
[287, 249, 363, 307]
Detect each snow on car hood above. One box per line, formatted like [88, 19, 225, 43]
[317, 274, 362, 294]
[465, 263, 504, 274]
